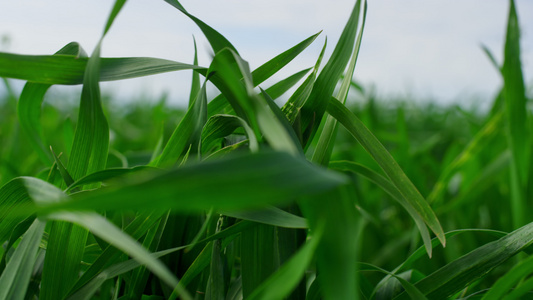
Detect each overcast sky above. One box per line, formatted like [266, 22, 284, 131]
[1, 0, 533, 107]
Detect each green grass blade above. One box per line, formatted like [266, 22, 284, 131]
[0, 178, 36, 244]
[0, 53, 205, 85]
[164, 0, 238, 54]
[327, 97, 446, 248]
[311, 0, 366, 165]
[330, 160, 433, 257]
[46, 211, 192, 300]
[0, 219, 45, 300]
[17, 42, 87, 166]
[426, 111, 504, 204]
[37, 151, 347, 214]
[153, 79, 208, 167]
[502, 0, 529, 228]
[189, 37, 200, 108]
[300, 0, 362, 147]
[219, 206, 307, 229]
[200, 114, 258, 155]
[251, 31, 320, 86]
[299, 186, 362, 300]
[241, 224, 278, 298]
[66, 166, 152, 192]
[395, 222, 533, 299]
[482, 254, 533, 299]
[248, 224, 322, 300]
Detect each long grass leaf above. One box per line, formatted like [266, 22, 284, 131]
[0, 219, 45, 300]
[36, 151, 347, 214]
[395, 222, 533, 299]
[327, 97, 446, 248]
[482, 254, 533, 299]
[330, 160, 433, 257]
[248, 224, 322, 300]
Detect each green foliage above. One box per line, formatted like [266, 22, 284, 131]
[0, 0, 532, 299]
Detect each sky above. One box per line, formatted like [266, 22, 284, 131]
[1, 0, 533, 108]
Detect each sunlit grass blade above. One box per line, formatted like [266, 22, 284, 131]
[0, 219, 45, 300]
[300, 0, 362, 147]
[327, 97, 446, 249]
[248, 224, 323, 300]
[395, 222, 533, 299]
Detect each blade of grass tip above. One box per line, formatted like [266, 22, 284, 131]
[282, 38, 327, 125]
[251, 31, 321, 86]
[189, 36, 200, 108]
[300, 0, 363, 148]
[327, 97, 446, 248]
[207, 30, 320, 117]
[50, 147, 75, 188]
[502, 0, 529, 228]
[311, 0, 367, 166]
[394, 221, 533, 300]
[0, 219, 46, 300]
[219, 206, 308, 229]
[247, 223, 324, 300]
[164, 0, 238, 54]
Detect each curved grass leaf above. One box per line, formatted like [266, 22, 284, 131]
[164, 0, 237, 54]
[330, 160, 433, 257]
[200, 114, 258, 154]
[0, 219, 46, 300]
[395, 222, 533, 299]
[35, 151, 347, 214]
[0, 53, 205, 85]
[327, 97, 446, 249]
[65, 166, 153, 192]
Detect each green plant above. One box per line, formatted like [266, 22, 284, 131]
[0, 0, 532, 299]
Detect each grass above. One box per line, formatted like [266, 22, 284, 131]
[0, 0, 532, 299]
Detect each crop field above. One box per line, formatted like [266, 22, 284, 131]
[0, 0, 532, 299]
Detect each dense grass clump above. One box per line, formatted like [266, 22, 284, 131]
[0, 0, 532, 299]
